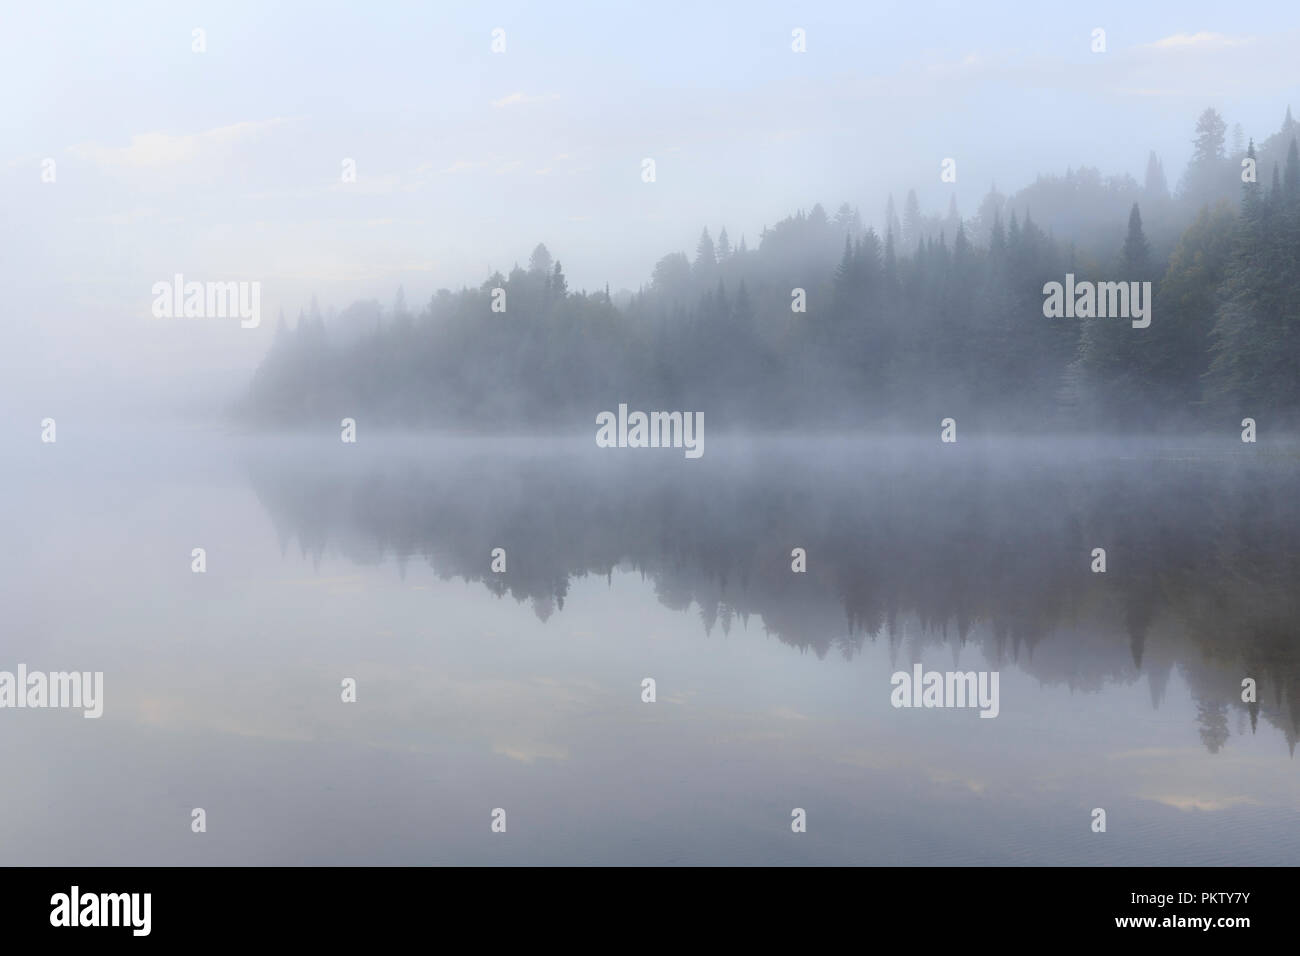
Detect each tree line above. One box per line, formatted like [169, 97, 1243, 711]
[246, 107, 1300, 432]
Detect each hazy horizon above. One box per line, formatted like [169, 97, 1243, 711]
[6, 0, 1300, 422]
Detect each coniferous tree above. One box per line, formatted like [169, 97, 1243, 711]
[833, 202, 860, 238]
[943, 195, 961, 240]
[1207, 139, 1300, 417]
[1122, 203, 1151, 275]
[1144, 151, 1169, 199]
[902, 189, 922, 249]
[693, 228, 716, 276]
[972, 185, 1006, 246]
[716, 228, 732, 260]
[1243, 140, 1262, 220]
[1137, 202, 1235, 412]
[1075, 204, 1153, 422]
[884, 194, 902, 244]
[528, 243, 553, 275]
[1285, 137, 1300, 200]
[1182, 108, 1228, 203]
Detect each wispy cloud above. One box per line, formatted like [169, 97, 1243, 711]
[71, 118, 290, 168]
[491, 91, 560, 108]
[1144, 32, 1253, 51]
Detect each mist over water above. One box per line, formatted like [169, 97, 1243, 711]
[3, 433, 1297, 865]
[7, 2, 1300, 875]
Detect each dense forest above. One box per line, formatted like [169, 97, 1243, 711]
[246, 107, 1300, 432]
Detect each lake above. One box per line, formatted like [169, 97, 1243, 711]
[2, 432, 1297, 865]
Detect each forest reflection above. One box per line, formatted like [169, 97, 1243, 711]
[247, 438, 1300, 756]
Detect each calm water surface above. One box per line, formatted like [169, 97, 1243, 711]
[2, 433, 1297, 865]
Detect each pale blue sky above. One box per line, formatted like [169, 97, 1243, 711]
[3, 0, 1298, 414]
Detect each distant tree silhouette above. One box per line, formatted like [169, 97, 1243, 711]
[244, 106, 1300, 433]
